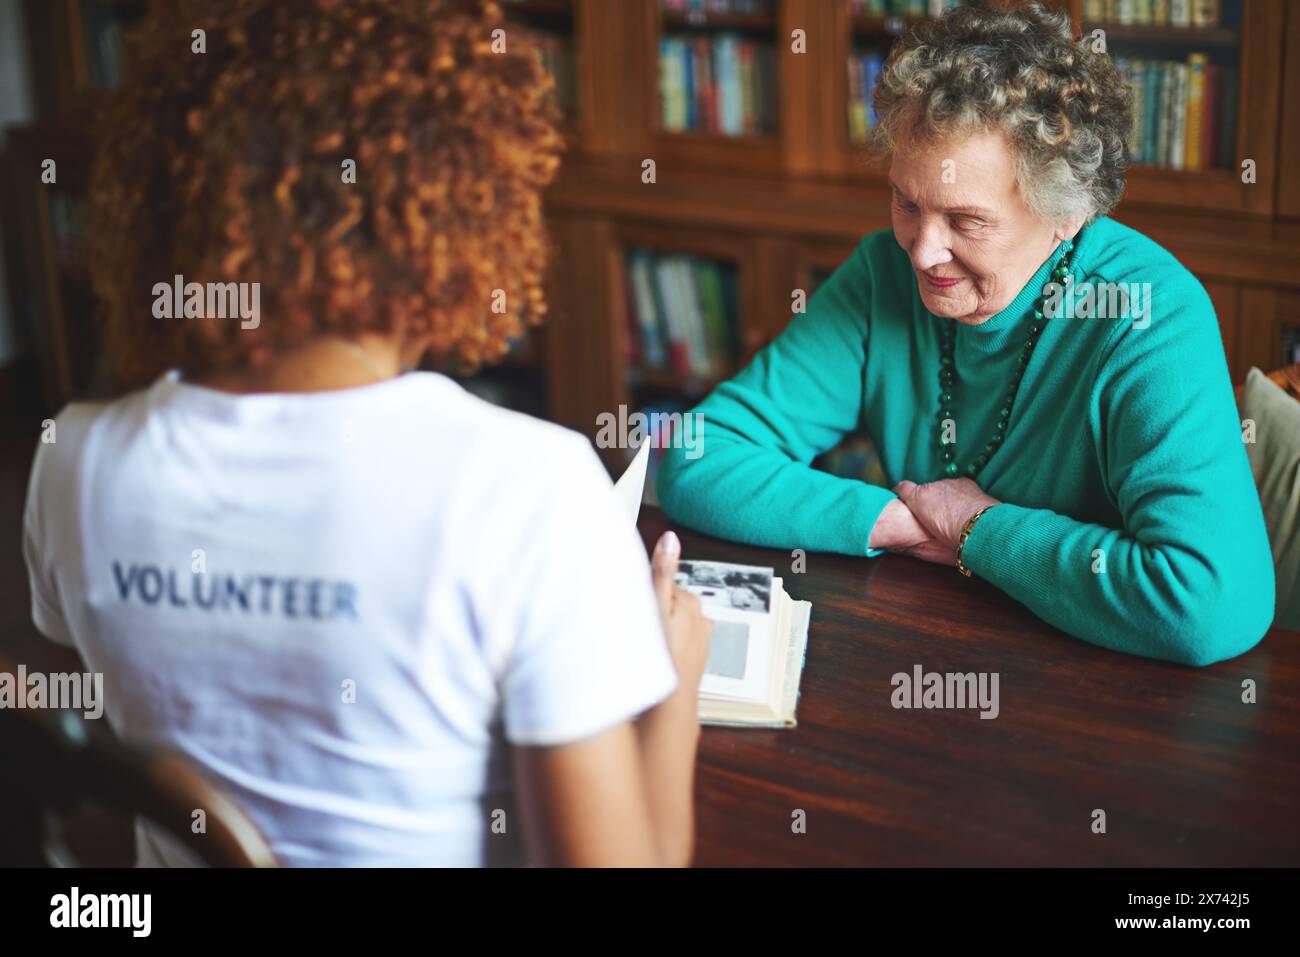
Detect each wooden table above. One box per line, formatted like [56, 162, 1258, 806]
[636, 506, 1300, 867]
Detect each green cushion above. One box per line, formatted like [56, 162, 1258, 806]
[1241, 367, 1300, 631]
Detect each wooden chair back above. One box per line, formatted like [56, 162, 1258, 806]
[0, 656, 277, 867]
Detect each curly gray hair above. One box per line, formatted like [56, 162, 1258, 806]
[868, 1, 1131, 229]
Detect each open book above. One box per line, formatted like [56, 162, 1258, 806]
[614, 442, 812, 728]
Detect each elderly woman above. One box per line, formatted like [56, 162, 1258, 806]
[657, 3, 1275, 666]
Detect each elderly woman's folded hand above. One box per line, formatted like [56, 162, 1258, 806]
[866, 496, 929, 555]
[889, 478, 1001, 567]
[869, 478, 1000, 566]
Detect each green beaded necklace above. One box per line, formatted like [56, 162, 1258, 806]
[934, 238, 1075, 480]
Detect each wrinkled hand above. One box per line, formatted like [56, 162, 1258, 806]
[868, 497, 947, 561]
[889, 478, 1001, 566]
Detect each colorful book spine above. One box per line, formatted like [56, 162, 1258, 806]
[674, 255, 711, 377]
[1200, 62, 1219, 175]
[653, 256, 691, 378]
[693, 36, 716, 132]
[1142, 59, 1161, 164]
[1170, 62, 1186, 169]
[1184, 53, 1206, 171]
[626, 251, 737, 379]
[692, 260, 731, 373]
[1191, 0, 1219, 29]
[659, 38, 684, 131]
[682, 37, 696, 130]
[847, 56, 867, 142]
[627, 251, 667, 369]
[738, 39, 756, 134]
[716, 34, 741, 134]
[1129, 52, 1237, 171]
[864, 53, 882, 129]
[659, 29, 775, 135]
[1164, 60, 1175, 167]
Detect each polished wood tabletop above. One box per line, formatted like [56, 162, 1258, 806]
[637, 506, 1300, 867]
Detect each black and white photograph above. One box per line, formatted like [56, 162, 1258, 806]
[675, 560, 773, 613]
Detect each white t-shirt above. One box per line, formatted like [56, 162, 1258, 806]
[23, 371, 677, 867]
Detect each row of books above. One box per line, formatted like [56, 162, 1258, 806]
[660, 34, 777, 135]
[624, 250, 739, 380]
[847, 51, 885, 142]
[1119, 54, 1237, 171]
[1083, 0, 1224, 28]
[662, 0, 774, 14]
[850, 0, 962, 17]
[851, 0, 1226, 28]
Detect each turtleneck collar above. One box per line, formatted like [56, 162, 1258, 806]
[941, 220, 1090, 351]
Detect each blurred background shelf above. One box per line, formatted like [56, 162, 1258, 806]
[3, 0, 1299, 477]
[1081, 23, 1239, 45]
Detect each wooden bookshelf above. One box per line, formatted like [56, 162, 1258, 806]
[644, 0, 785, 176]
[539, 0, 1300, 450]
[1080, 23, 1239, 46]
[21, 0, 148, 121]
[1079, 0, 1282, 215]
[851, 15, 939, 36]
[6, 0, 1300, 439]
[613, 221, 753, 405]
[662, 9, 777, 32]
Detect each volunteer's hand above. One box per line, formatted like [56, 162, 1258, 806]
[650, 530, 712, 697]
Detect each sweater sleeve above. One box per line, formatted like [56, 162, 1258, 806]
[961, 278, 1275, 666]
[656, 236, 897, 557]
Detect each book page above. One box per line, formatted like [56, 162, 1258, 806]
[675, 560, 774, 702]
[612, 440, 651, 523]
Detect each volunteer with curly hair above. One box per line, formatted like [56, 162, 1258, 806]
[23, 0, 712, 867]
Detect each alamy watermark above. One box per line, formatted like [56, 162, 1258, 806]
[891, 664, 1000, 720]
[1045, 278, 1151, 330]
[152, 274, 260, 329]
[50, 887, 150, 937]
[595, 404, 704, 460]
[0, 665, 103, 719]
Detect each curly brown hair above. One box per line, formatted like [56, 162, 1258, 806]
[868, 1, 1131, 228]
[90, 0, 564, 391]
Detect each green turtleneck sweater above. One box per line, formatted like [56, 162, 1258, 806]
[656, 216, 1275, 666]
